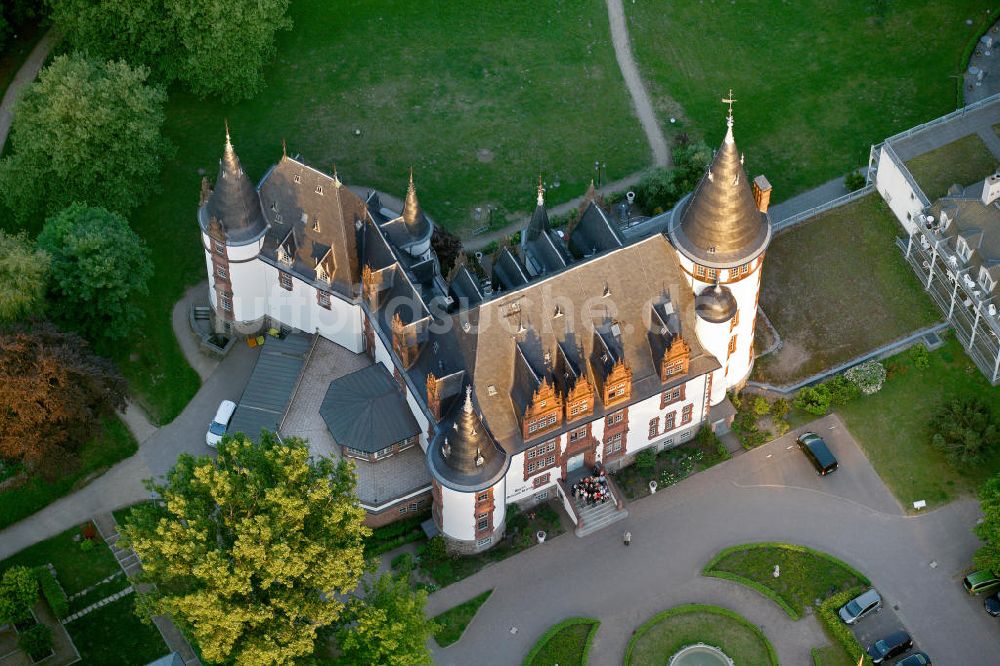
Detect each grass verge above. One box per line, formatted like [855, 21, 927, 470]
[905, 133, 998, 201]
[755, 193, 940, 385]
[836, 333, 1000, 508]
[0, 416, 137, 530]
[65, 594, 168, 665]
[432, 589, 492, 648]
[0, 524, 120, 597]
[702, 542, 869, 620]
[627, 0, 988, 201]
[812, 643, 856, 666]
[522, 617, 599, 666]
[624, 604, 778, 666]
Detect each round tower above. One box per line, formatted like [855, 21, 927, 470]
[668, 101, 772, 402]
[426, 386, 510, 554]
[197, 125, 268, 327]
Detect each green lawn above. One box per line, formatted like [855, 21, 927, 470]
[906, 133, 998, 200]
[627, 0, 986, 200]
[66, 595, 169, 665]
[0, 525, 120, 598]
[625, 604, 778, 666]
[0, 416, 137, 529]
[755, 194, 940, 385]
[523, 618, 599, 666]
[432, 589, 492, 647]
[813, 644, 856, 666]
[703, 543, 869, 620]
[837, 334, 1000, 508]
[3, 0, 647, 424]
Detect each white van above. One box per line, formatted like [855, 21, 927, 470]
[206, 400, 237, 447]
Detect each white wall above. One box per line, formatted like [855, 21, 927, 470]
[440, 477, 506, 543]
[875, 145, 924, 235]
[724, 263, 763, 388]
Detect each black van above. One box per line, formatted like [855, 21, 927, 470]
[797, 432, 838, 475]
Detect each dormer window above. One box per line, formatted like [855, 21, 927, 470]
[293, 174, 301, 184]
[315, 185, 324, 195]
[980, 267, 995, 293]
[957, 236, 972, 262]
[312, 217, 320, 232]
[277, 245, 293, 265]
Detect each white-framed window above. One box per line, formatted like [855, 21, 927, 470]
[397, 435, 417, 451]
[526, 440, 556, 459]
[568, 426, 588, 442]
[317, 290, 331, 309]
[374, 445, 393, 459]
[606, 410, 623, 426]
[526, 454, 556, 474]
[476, 536, 493, 547]
[344, 446, 368, 459]
[398, 506, 407, 514]
[980, 267, 995, 293]
[315, 185, 324, 195]
[220, 294, 233, 312]
[957, 236, 972, 262]
[608, 383, 626, 399]
[215, 265, 228, 279]
[527, 413, 557, 434]
[534, 490, 549, 502]
[279, 272, 293, 291]
[213, 240, 225, 255]
[570, 400, 589, 416]
[293, 174, 301, 184]
[476, 514, 489, 532]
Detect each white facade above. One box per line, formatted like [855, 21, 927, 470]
[873, 144, 927, 235]
[439, 478, 507, 543]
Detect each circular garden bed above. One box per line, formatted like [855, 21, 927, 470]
[624, 604, 777, 666]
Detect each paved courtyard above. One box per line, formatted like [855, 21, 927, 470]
[426, 414, 997, 665]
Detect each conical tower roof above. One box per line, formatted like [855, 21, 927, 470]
[525, 176, 550, 244]
[669, 111, 769, 267]
[401, 169, 431, 239]
[203, 125, 267, 244]
[427, 385, 509, 491]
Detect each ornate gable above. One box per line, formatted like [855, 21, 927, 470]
[521, 377, 563, 440]
[661, 335, 691, 382]
[602, 359, 632, 407]
[564, 372, 594, 421]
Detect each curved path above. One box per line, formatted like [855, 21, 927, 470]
[0, 28, 59, 151]
[0, 283, 256, 560]
[606, 0, 669, 167]
[427, 414, 997, 665]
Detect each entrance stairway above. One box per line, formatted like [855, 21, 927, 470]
[566, 480, 629, 537]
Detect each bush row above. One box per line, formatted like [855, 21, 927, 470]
[34, 567, 68, 619]
[816, 586, 873, 666]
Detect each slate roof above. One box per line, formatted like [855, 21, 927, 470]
[353, 445, 432, 507]
[427, 386, 510, 491]
[257, 156, 366, 298]
[199, 132, 268, 245]
[568, 201, 624, 258]
[669, 116, 770, 267]
[229, 332, 313, 441]
[320, 364, 421, 453]
[929, 186, 1000, 291]
[449, 234, 720, 453]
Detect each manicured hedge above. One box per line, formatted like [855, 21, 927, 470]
[816, 586, 873, 666]
[365, 510, 431, 558]
[624, 604, 779, 666]
[702, 541, 870, 620]
[34, 566, 68, 619]
[521, 616, 599, 666]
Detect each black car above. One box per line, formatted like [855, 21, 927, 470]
[866, 630, 912, 664]
[797, 432, 838, 475]
[895, 653, 931, 666]
[986, 592, 1000, 617]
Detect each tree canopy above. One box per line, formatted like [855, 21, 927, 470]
[0, 566, 38, 625]
[0, 53, 169, 223]
[930, 396, 999, 465]
[120, 432, 370, 665]
[975, 474, 1000, 573]
[0, 322, 126, 478]
[0, 231, 49, 323]
[336, 573, 436, 666]
[37, 204, 152, 344]
[47, 0, 292, 102]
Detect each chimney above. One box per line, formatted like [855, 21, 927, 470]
[752, 175, 772, 213]
[981, 171, 1000, 207]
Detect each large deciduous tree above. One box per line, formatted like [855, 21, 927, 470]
[336, 573, 436, 666]
[37, 204, 152, 345]
[0, 322, 126, 478]
[975, 474, 1000, 573]
[0, 53, 169, 223]
[0, 567, 38, 625]
[47, 0, 292, 102]
[0, 231, 49, 323]
[120, 432, 370, 665]
[930, 396, 999, 465]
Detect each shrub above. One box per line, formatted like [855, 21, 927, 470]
[794, 385, 831, 416]
[419, 536, 449, 564]
[34, 568, 68, 620]
[694, 426, 729, 462]
[750, 395, 771, 417]
[771, 398, 790, 420]
[17, 623, 52, 658]
[390, 552, 415, 578]
[817, 587, 873, 665]
[930, 396, 999, 464]
[908, 343, 930, 370]
[844, 360, 886, 395]
[844, 169, 866, 192]
[0, 566, 38, 624]
[634, 449, 655, 475]
[81, 521, 97, 540]
[825, 375, 861, 406]
[79, 539, 95, 552]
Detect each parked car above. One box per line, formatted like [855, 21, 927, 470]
[866, 630, 912, 664]
[985, 592, 1000, 617]
[838, 588, 881, 625]
[206, 400, 237, 447]
[895, 652, 931, 666]
[963, 570, 1000, 596]
[796, 432, 838, 475]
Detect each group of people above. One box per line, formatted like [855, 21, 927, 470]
[571, 467, 610, 505]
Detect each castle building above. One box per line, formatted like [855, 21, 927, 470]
[198, 108, 772, 552]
